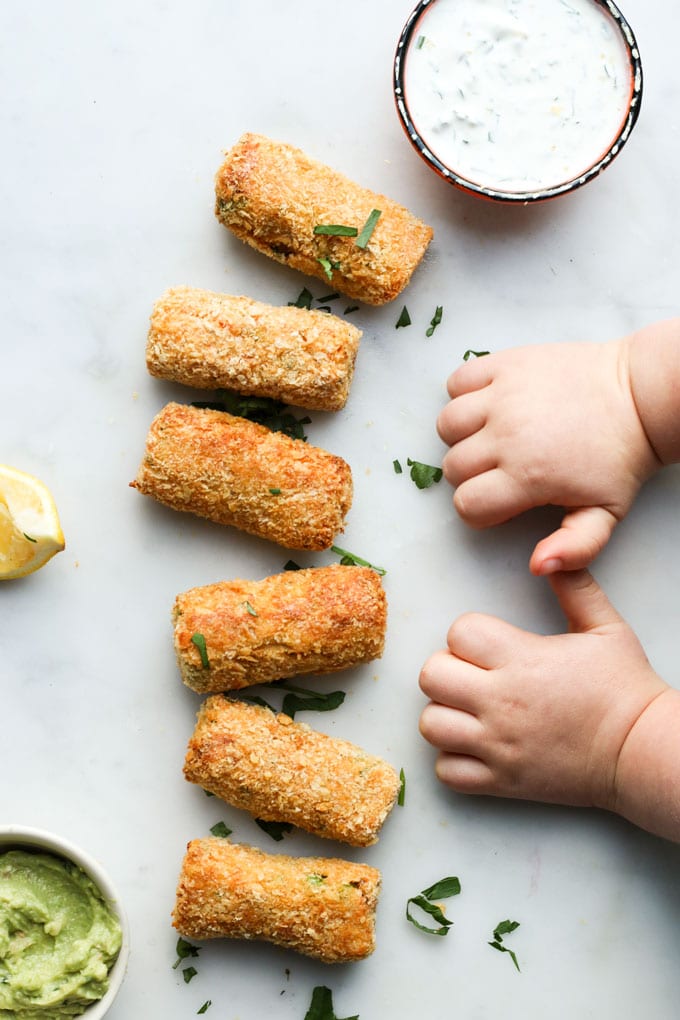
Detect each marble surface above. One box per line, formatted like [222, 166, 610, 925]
[2, 1, 680, 1016]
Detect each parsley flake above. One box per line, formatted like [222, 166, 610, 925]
[398, 767, 406, 806]
[255, 819, 294, 842]
[183, 966, 198, 984]
[304, 985, 359, 1020]
[314, 224, 358, 237]
[172, 937, 200, 969]
[22, 532, 37, 543]
[269, 487, 281, 495]
[243, 601, 257, 617]
[426, 305, 443, 337]
[407, 458, 443, 489]
[395, 306, 411, 329]
[356, 208, 381, 249]
[344, 305, 359, 314]
[284, 559, 302, 571]
[288, 287, 313, 310]
[489, 919, 521, 972]
[210, 821, 232, 838]
[393, 459, 403, 474]
[197, 1002, 211, 1015]
[279, 683, 345, 720]
[190, 633, 210, 669]
[317, 256, 341, 281]
[463, 349, 490, 361]
[406, 876, 461, 936]
[331, 544, 386, 576]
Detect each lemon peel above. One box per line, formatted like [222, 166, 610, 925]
[0, 465, 65, 580]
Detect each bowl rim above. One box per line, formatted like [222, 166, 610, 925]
[0, 824, 130, 1019]
[393, 0, 644, 203]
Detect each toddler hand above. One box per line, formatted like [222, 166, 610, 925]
[419, 570, 667, 812]
[437, 340, 660, 573]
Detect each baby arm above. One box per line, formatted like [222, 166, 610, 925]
[438, 320, 680, 573]
[419, 570, 680, 843]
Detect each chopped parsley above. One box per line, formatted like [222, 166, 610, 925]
[393, 459, 403, 474]
[304, 985, 359, 1020]
[395, 306, 411, 328]
[489, 919, 521, 972]
[255, 819, 294, 841]
[314, 224, 359, 237]
[463, 349, 490, 361]
[192, 390, 311, 441]
[355, 208, 381, 249]
[416, 34, 426, 48]
[406, 876, 461, 936]
[22, 532, 37, 543]
[426, 305, 443, 337]
[284, 559, 302, 571]
[318, 256, 341, 281]
[331, 544, 386, 576]
[344, 305, 359, 314]
[243, 600, 258, 617]
[289, 287, 313, 310]
[279, 683, 346, 720]
[317, 292, 340, 303]
[407, 458, 443, 489]
[209, 821, 232, 838]
[269, 487, 281, 495]
[172, 937, 200, 969]
[398, 767, 406, 806]
[190, 633, 210, 669]
[183, 966, 198, 984]
[197, 1002, 211, 1015]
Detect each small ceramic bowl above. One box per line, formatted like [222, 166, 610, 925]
[0, 825, 130, 1019]
[394, 0, 643, 203]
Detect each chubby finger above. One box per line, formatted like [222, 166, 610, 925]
[434, 752, 496, 795]
[419, 702, 485, 756]
[419, 650, 489, 711]
[436, 391, 488, 446]
[548, 568, 625, 633]
[446, 354, 495, 399]
[529, 506, 618, 575]
[446, 611, 526, 670]
[442, 434, 497, 488]
[453, 468, 533, 527]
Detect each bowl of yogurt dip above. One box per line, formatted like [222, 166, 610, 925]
[394, 0, 643, 202]
[0, 825, 130, 1019]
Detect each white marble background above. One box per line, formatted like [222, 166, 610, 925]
[2, 1, 679, 1017]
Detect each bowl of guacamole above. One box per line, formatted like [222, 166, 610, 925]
[0, 826, 129, 1019]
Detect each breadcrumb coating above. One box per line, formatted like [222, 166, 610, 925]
[173, 564, 387, 693]
[172, 838, 381, 963]
[146, 286, 362, 411]
[131, 402, 352, 550]
[184, 698, 400, 846]
[215, 132, 433, 305]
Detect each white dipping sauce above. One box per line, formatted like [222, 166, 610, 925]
[403, 0, 633, 192]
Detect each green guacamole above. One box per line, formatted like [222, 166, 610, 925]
[0, 849, 122, 1018]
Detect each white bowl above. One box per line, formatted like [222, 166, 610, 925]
[0, 825, 130, 1019]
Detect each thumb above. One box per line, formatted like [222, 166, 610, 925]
[529, 506, 618, 575]
[548, 569, 624, 634]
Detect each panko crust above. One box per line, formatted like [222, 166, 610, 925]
[173, 564, 387, 693]
[146, 286, 362, 411]
[184, 698, 400, 846]
[131, 402, 352, 550]
[172, 838, 380, 963]
[215, 132, 433, 305]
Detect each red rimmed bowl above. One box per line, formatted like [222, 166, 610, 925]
[394, 0, 643, 203]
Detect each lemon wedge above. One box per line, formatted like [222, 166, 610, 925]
[0, 465, 65, 580]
